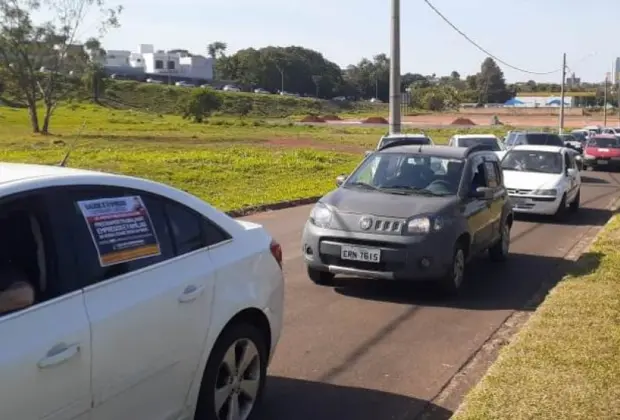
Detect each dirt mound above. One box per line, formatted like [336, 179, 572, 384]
[301, 115, 326, 123]
[451, 117, 476, 126]
[362, 116, 388, 124]
[321, 114, 342, 121]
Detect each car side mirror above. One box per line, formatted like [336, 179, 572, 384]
[364, 150, 372, 157]
[336, 174, 347, 186]
[470, 186, 494, 200]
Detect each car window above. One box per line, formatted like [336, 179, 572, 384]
[588, 137, 620, 148]
[345, 152, 465, 196]
[564, 152, 576, 169]
[458, 137, 501, 151]
[164, 201, 230, 253]
[501, 150, 563, 174]
[65, 188, 175, 287]
[484, 161, 500, 188]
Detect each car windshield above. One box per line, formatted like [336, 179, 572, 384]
[501, 150, 563, 174]
[570, 132, 587, 142]
[588, 137, 620, 148]
[345, 153, 465, 196]
[525, 134, 564, 146]
[458, 137, 502, 151]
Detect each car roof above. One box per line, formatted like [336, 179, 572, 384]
[0, 162, 113, 185]
[453, 134, 498, 139]
[378, 145, 482, 159]
[590, 134, 618, 139]
[381, 133, 429, 139]
[508, 145, 566, 153]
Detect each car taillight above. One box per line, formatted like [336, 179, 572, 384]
[270, 239, 283, 269]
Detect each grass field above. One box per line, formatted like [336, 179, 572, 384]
[1, 103, 510, 211]
[453, 216, 620, 420]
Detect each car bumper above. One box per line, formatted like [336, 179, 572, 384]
[583, 156, 620, 168]
[509, 194, 562, 215]
[301, 221, 454, 281]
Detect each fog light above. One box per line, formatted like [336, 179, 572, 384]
[305, 245, 313, 255]
[419, 257, 431, 268]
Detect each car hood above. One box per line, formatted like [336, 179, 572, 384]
[322, 187, 458, 218]
[503, 170, 562, 190]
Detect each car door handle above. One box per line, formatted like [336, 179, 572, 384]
[178, 285, 206, 303]
[38, 343, 80, 369]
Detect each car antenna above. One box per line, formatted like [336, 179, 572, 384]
[58, 120, 87, 167]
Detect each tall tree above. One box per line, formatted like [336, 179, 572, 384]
[0, 0, 122, 133]
[477, 57, 512, 104]
[207, 41, 227, 80]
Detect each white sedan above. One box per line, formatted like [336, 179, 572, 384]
[0, 162, 284, 420]
[501, 145, 581, 216]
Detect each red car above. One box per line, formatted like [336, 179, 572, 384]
[583, 135, 620, 170]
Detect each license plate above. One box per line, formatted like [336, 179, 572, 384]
[511, 197, 531, 206]
[341, 245, 381, 263]
[597, 160, 608, 165]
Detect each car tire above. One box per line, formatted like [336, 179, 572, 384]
[438, 244, 466, 295]
[307, 267, 335, 286]
[554, 194, 567, 219]
[489, 221, 511, 262]
[194, 323, 268, 420]
[569, 189, 580, 212]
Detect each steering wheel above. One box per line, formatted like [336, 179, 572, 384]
[426, 179, 452, 189]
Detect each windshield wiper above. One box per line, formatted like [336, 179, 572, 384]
[382, 186, 440, 196]
[348, 181, 379, 190]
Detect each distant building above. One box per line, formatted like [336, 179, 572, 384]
[91, 44, 214, 81]
[616, 57, 620, 84]
[566, 73, 581, 87]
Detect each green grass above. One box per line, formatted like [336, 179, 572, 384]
[453, 216, 620, 420]
[103, 80, 387, 117]
[0, 103, 512, 211]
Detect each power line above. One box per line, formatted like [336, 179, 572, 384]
[422, 0, 563, 75]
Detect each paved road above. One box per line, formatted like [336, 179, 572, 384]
[244, 171, 620, 420]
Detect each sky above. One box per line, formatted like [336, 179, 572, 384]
[75, 0, 619, 83]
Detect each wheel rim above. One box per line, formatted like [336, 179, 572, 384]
[214, 339, 261, 420]
[501, 225, 510, 254]
[453, 249, 465, 287]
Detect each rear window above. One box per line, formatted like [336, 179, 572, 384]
[458, 137, 501, 151]
[525, 133, 564, 146]
[587, 137, 620, 148]
[379, 137, 431, 149]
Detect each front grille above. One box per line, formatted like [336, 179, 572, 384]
[507, 189, 533, 195]
[372, 219, 402, 232]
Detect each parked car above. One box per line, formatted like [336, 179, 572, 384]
[570, 129, 591, 143]
[560, 133, 584, 153]
[601, 127, 620, 136]
[501, 145, 581, 216]
[582, 135, 620, 171]
[0, 163, 284, 420]
[374, 133, 434, 150]
[301, 144, 513, 294]
[504, 132, 565, 149]
[254, 88, 270, 94]
[222, 84, 241, 92]
[448, 134, 506, 160]
[175, 81, 194, 87]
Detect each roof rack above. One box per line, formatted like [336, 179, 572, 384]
[378, 137, 432, 151]
[464, 144, 496, 156]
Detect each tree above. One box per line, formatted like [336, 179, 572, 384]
[476, 57, 512, 104]
[0, 0, 122, 133]
[450, 70, 460, 79]
[207, 41, 227, 59]
[181, 88, 222, 123]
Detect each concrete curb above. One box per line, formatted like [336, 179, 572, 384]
[226, 196, 321, 218]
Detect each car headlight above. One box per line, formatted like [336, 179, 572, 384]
[309, 202, 333, 228]
[407, 216, 444, 234]
[532, 189, 558, 196]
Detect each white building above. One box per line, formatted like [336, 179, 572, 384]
[95, 44, 214, 80]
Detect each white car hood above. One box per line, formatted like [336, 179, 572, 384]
[503, 170, 562, 190]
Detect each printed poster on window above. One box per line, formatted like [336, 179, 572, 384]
[77, 196, 161, 267]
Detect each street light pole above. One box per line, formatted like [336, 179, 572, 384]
[389, 0, 401, 134]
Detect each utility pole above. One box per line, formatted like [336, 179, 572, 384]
[604, 71, 608, 127]
[559, 53, 566, 134]
[276, 64, 284, 93]
[617, 64, 620, 126]
[389, 0, 401, 134]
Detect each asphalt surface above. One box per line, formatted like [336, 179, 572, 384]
[245, 170, 620, 420]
